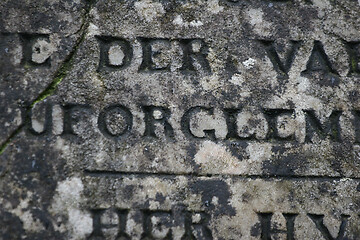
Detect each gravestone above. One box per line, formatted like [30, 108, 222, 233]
[1, 0, 360, 239]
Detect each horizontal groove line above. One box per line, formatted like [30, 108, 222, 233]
[84, 170, 360, 181]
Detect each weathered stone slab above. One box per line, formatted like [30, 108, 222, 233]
[0, 0, 89, 144]
[1, 0, 360, 239]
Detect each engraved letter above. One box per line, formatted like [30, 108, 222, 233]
[182, 211, 213, 240]
[96, 35, 133, 72]
[20, 33, 51, 67]
[138, 38, 171, 72]
[259, 40, 301, 79]
[301, 41, 339, 84]
[181, 106, 216, 141]
[344, 41, 360, 77]
[308, 214, 349, 240]
[98, 104, 132, 140]
[61, 104, 91, 136]
[353, 110, 360, 143]
[257, 212, 297, 240]
[141, 210, 173, 239]
[25, 103, 53, 136]
[304, 110, 342, 143]
[263, 109, 295, 141]
[142, 105, 174, 140]
[88, 208, 130, 240]
[224, 108, 255, 140]
[179, 39, 211, 73]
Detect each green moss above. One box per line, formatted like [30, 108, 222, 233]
[0, 124, 24, 155]
[30, 58, 73, 108]
[0, 0, 96, 157]
[24, 63, 32, 70]
[351, 58, 358, 71]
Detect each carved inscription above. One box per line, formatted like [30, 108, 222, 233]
[345, 41, 360, 77]
[0, 32, 53, 68]
[259, 40, 301, 79]
[20, 33, 52, 67]
[256, 212, 351, 240]
[25, 103, 360, 144]
[88, 207, 212, 240]
[98, 104, 133, 140]
[2, 32, 359, 78]
[2, 0, 360, 239]
[96, 35, 133, 72]
[97, 36, 211, 73]
[307, 214, 349, 240]
[85, 207, 358, 239]
[257, 213, 297, 240]
[90, 34, 360, 78]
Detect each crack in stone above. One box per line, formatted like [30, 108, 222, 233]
[0, 0, 97, 156]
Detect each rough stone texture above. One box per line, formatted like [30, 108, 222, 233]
[1, 0, 360, 239]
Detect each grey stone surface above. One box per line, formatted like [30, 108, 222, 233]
[1, 0, 360, 239]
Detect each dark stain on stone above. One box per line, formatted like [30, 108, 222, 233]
[356, 183, 360, 192]
[0, 210, 25, 240]
[0, 135, 66, 238]
[186, 142, 201, 173]
[132, 209, 143, 224]
[143, 145, 156, 162]
[348, 90, 359, 102]
[329, 143, 355, 176]
[190, 179, 235, 216]
[288, 189, 295, 203]
[241, 192, 252, 203]
[318, 182, 330, 194]
[262, 145, 308, 176]
[250, 222, 261, 237]
[226, 141, 248, 161]
[123, 185, 135, 200]
[155, 192, 166, 203]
